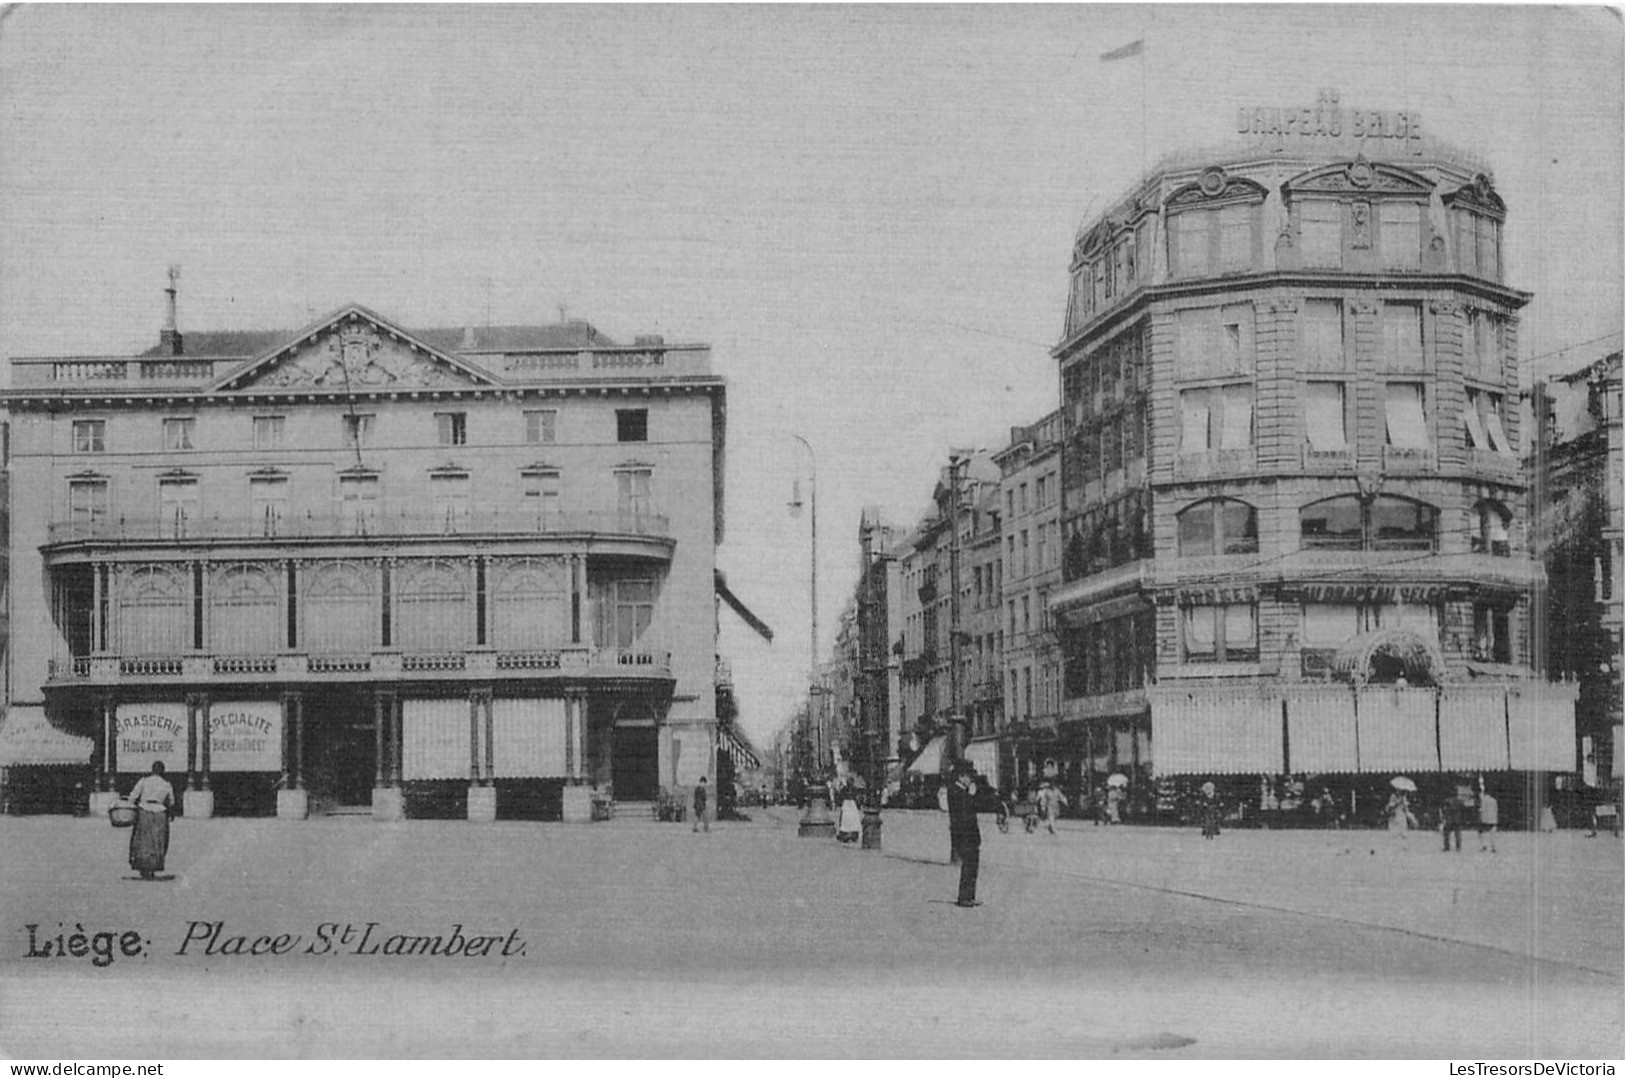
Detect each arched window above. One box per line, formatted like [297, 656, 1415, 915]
[118, 564, 189, 654]
[1473, 500, 1512, 557]
[303, 560, 376, 653]
[1177, 498, 1258, 556]
[1371, 496, 1438, 551]
[395, 559, 472, 652]
[490, 557, 569, 650]
[210, 563, 281, 654]
[1300, 496, 1363, 550]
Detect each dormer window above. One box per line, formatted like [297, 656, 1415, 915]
[1379, 202, 1423, 270]
[1298, 200, 1342, 267]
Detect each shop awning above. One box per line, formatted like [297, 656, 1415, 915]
[0, 706, 94, 767]
[1149, 687, 1283, 776]
[1507, 683, 1578, 772]
[906, 736, 946, 775]
[719, 725, 760, 772]
[1285, 686, 1359, 774]
[1355, 687, 1439, 773]
[1438, 687, 1510, 771]
[963, 737, 1000, 790]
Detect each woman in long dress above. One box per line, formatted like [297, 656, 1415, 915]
[836, 786, 862, 843]
[127, 761, 175, 880]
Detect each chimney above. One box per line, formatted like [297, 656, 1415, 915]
[158, 265, 183, 356]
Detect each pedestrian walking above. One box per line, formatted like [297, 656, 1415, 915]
[1198, 781, 1222, 839]
[946, 761, 982, 907]
[1476, 788, 1498, 852]
[126, 761, 175, 881]
[1037, 780, 1068, 834]
[1440, 785, 1466, 852]
[692, 776, 710, 832]
[1105, 784, 1123, 825]
[836, 784, 861, 843]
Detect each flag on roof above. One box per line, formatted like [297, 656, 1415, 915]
[1100, 39, 1145, 62]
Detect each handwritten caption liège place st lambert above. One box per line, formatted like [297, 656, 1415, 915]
[22, 921, 529, 966]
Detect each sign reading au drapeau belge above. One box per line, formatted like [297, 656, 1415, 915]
[1237, 88, 1425, 156]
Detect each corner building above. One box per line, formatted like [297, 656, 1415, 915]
[1053, 125, 1575, 818]
[2, 304, 725, 821]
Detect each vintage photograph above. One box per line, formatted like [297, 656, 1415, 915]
[0, 4, 1620, 1060]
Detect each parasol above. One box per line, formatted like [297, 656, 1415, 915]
[1106, 773, 1129, 788]
[1390, 776, 1417, 792]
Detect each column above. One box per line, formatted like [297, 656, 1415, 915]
[467, 688, 496, 821]
[88, 696, 121, 817]
[199, 695, 212, 791]
[392, 696, 404, 785]
[378, 559, 390, 649]
[371, 690, 403, 821]
[277, 691, 308, 819]
[293, 561, 307, 652]
[91, 561, 103, 653]
[482, 690, 495, 784]
[374, 694, 388, 787]
[571, 554, 583, 644]
[471, 556, 483, 648]
[561, 694, 594, 823]
[183, 694, 215, 818]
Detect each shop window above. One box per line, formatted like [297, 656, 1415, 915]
[1379, 202, 1422, 270]
[72, 419, 106, 453]
[1298, 200, 1342, 267]
[1177, 498, 1258, 556]
[1182, 603, 1257, 663]
[1303, 381, 1350, 451]
[1472, 500, 1512, 557]
[1384, 382, 1430, 449]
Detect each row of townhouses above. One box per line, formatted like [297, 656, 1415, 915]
[793, 104, 1622, 827]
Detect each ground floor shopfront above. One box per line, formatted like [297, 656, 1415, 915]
[20, 679, 711, 822]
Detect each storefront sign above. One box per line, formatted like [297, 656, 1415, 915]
[116, 703, 187, 774]
[209, 702, 282, 772]
[1237, 88, 1424, 157]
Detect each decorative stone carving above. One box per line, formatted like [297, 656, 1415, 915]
[1429, 299, 1463, 317]
[1347, 160, 1375, 188]
[1198, 167, 1227, 197]
[1351, 201, 1372, 249]
[1350, 299, 1380, 316]
[261, 324, 469, 389]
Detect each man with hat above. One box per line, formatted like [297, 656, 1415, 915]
[946, 760, 982, 907]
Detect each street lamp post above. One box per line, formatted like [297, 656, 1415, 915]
[858, 511, 885, 849]
[790, 434, 834, 838]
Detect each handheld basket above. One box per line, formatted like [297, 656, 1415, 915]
[108, 802, 137, 828]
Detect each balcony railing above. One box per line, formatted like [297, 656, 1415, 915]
[46, 507, 671, 546]
[46, 647, 673, 683]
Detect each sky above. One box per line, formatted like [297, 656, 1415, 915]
[2, 5, 1620, 750]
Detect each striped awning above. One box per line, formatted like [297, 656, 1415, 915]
[1438, 687, 1510, 771]
[1285, 686, 1360, 774]
[963, 737, 1000, 789]
[0, 706, 94, 767]
[1507, 683, 1578, 772]
[906, 736, 946, 775]
[1354, 687, 1439, 772]
[1149, 687, 1283, 776]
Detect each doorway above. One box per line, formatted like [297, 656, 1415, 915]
[302, 691, 376, 811]
[610, 725, 659, 801]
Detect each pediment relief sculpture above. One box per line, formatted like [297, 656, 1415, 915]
[260, 325, 472, 389]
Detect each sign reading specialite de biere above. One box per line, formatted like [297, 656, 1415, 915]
[1239, 88, 1424, 156]
[208, 702, 282, 772]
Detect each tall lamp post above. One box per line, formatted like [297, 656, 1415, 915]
[858, 510, 888, 849]
[790, 434, 834, 837]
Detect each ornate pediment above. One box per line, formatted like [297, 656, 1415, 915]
[1165, 171, 1268, 210]
[1441, 174, 1506, 220]
[1283, 158, 1435, 198]
[215, 307, 493, 392]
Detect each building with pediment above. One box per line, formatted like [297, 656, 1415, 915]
[1051, 98, 1576, 823]
[0, 290, 727, 822]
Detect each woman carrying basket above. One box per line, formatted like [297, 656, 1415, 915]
[126, 762, 175, 881]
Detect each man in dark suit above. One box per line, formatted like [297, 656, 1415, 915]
[946, 761, 982, 907]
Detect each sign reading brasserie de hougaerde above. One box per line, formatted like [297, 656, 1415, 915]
[116, 701, 281, 772]
[1238, 88, 1424, 156]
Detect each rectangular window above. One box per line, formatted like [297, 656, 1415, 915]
[1481, 392, 1514, 456]
[1384, 383, 1431, 450]
[1379, 202, 1422, 270]
[162, 417, 196, 451]
[522, 470, 561, 527]
[1476, 216, 1500, 282]
[1382, 303, 1424, 371]
[1218, 204, 1253, 271]
[68, 478, 109, 536]
[1179, 390, 1212, 454]
[1173, 211, 1211, 278]
[1464, 390, 1491, 451]
[1302, 299, 1345, 370]
[338, 473, 380, 534]
[1019, 483, 1029, 515]
[435, 412, 467, 447]
[430, 473, 471, 532]
[72, 419, 106, 453]
[1219, 303, 1255, 375]
[616, 468, 652, 530]
[342, 414, 375, 449]
[1182, 603, 1258, 663]
[1304, 382, 1349, 451]
[1035, 526, 1047, 571]
[252, 416, 285, 450]
[595, 579, 656, 651]
[1219, 385, 1254, 450]
[616, 409, 648, 443]
[1299, 201, 1342, 267]
[158, 477, 199, 538]
[1471, 311, 1502, 381]
[249, 475, 288, 537]
[1455, 211, 1478, 277]
[524, 409, 557, 445]
[1175, 307, 1217, 378]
